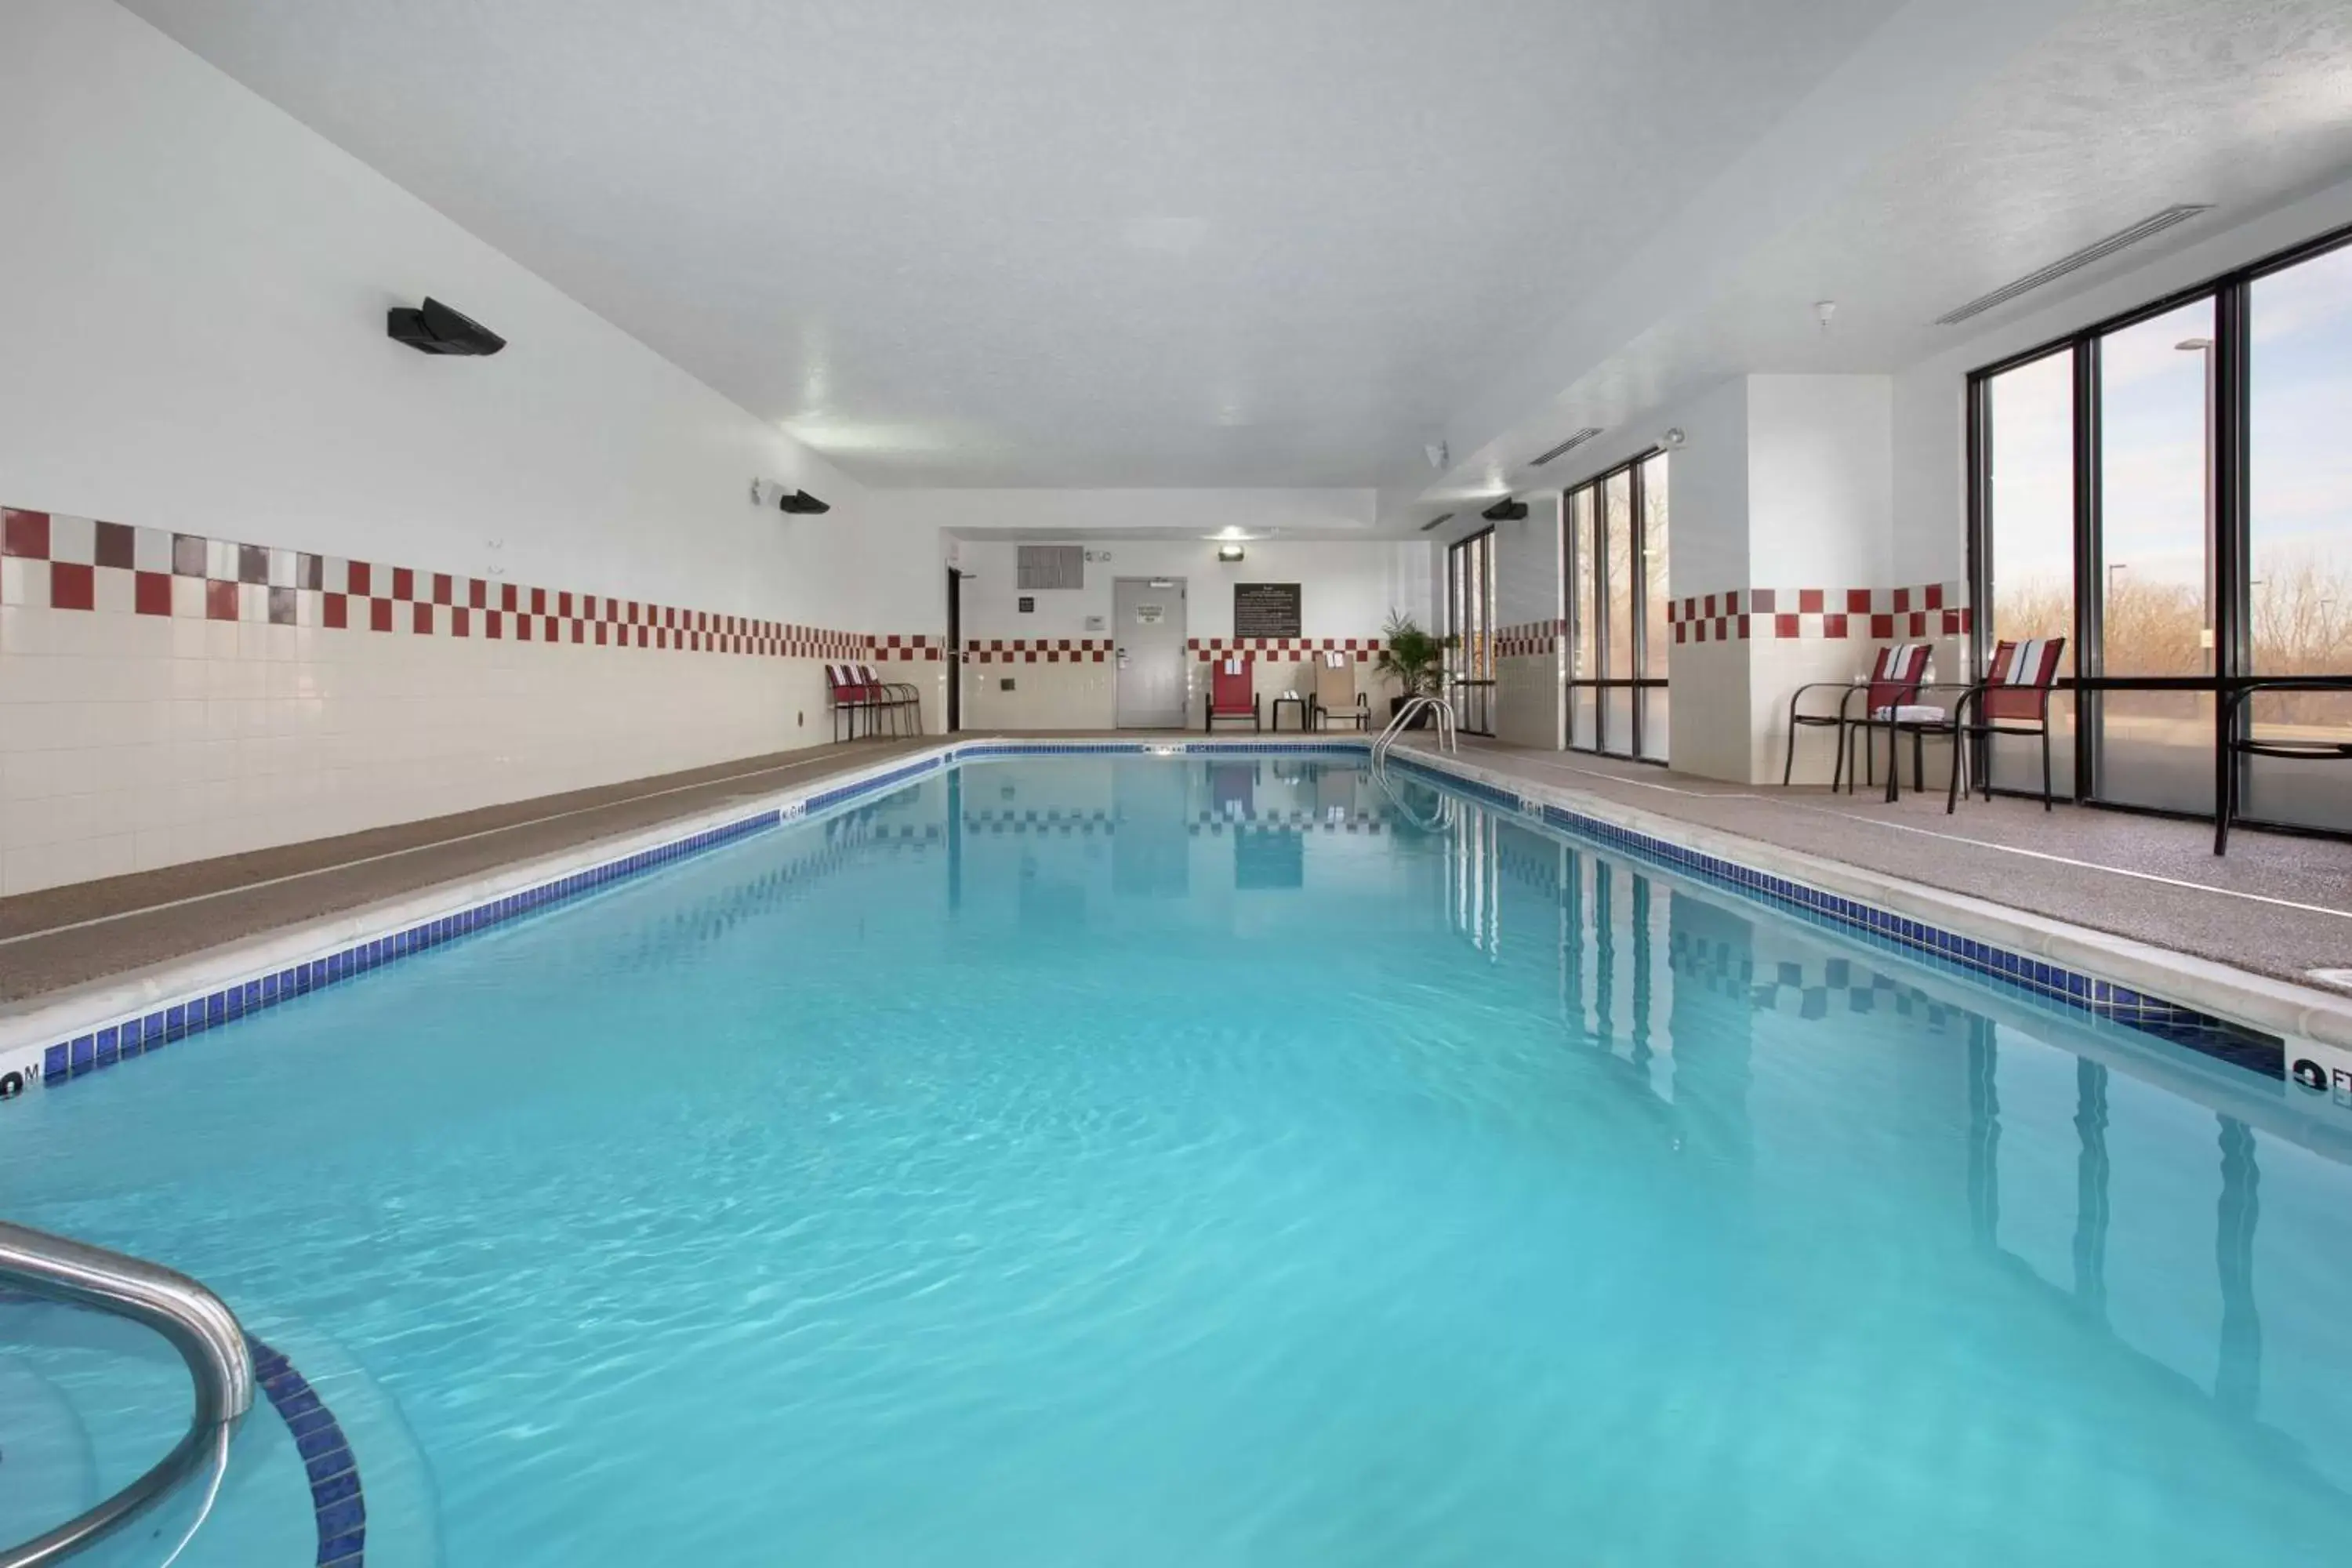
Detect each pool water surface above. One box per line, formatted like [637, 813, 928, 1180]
[4, 754, 2350, 1566]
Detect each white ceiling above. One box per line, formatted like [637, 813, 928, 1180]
[1425, 0, 2352, 521]
[118, 0, 1911, 489]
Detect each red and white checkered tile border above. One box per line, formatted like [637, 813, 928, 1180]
[1495, 619, 1565, 659]
[1666, 583, 1973, 644]
[966, 638, 1115, 665]
[1186, 637, 1383, 662]
[0, 506, 941, 660]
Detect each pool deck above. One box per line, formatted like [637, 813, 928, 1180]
[2, 728, 2347, 1026]
[1421, 737, 2352, 992]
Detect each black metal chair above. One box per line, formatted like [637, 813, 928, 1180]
[1783, 642, 1933, 789]
[2215, 677, 2352, 854]
[1940, 637, 2067, 812]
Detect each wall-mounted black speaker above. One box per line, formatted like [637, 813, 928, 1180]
[388, 297, 506, 356]
[1481, 496, 1529, 521]
[777, 490, 830, 515]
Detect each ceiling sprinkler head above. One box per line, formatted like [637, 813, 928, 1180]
[1815, 300, 1838, 333]
[1661, 427, 1687, 451]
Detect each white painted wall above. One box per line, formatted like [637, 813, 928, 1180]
[1746, 376, 1893, 590]
[0, 0, 925, 633]
[956, 538, 1429, 644]
[877, 489, 1379, 539]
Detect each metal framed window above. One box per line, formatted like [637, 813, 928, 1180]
[1967, 219, 2352, 840]
[1446, 527, 1497, 735]
[1563, 450, 1668, 760]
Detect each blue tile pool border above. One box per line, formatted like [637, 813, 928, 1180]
[248, 1334, 365, 1567]
[1385, 752, 2285, 1077]
[19, 736, 2286, 1100]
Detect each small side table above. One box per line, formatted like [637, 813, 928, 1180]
[1271, 695, 1308, 732]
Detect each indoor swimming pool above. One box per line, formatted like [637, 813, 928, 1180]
[4, 752, 2350, 1566]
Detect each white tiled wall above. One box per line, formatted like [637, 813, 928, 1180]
[0, 601, 858, 895]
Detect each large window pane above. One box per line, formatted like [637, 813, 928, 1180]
[2096, 297, 2218, 813]
[1987, 349, 2076, 672]
[1570, 486, 1596, 751]
[1639, 454, 1671, 681]
[2245, 241, 2352, 832]
[1604, 470, 1635, 683]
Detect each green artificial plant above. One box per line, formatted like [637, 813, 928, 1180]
[1374, 612, 1457, 699]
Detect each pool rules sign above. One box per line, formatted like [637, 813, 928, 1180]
[1232, 583, 1301, 640]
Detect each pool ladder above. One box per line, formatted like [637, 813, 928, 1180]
[1370, 695, 1458, 774]
[0, 1220, 255, 1567]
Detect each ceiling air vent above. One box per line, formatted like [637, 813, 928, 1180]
[1418, 513, 1455, 533]
[1934, 205, 2213, 326]
[1016, 544, 1085, 591]
[1530, 428, 1603, 466]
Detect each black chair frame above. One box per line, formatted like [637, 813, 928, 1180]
[2215, 677, 2352, 854]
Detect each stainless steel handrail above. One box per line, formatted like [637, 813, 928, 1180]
[1371, 695, 1458, 771]
[0, 1221, 255, 1568]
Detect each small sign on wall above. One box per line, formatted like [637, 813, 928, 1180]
[1137, 604, 1166, 624]
[1018, 596, 1036, 614]
[1233, 582, 1302, 639]
[1084, 614, 1108, 633]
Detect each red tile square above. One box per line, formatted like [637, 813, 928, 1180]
[393, 567, 415, 601]
[595, 622, 608, 645]
[95, 521, 136, 569]
[1907, 612, 1927, 637]
[1824, 613, 1848, 639]
[1943, 608, 1962, 635]
[1842, 588, 1868, 614]
[1892, 587, 1911, 612]
[348, 561, 372, 596]
[487, 611, 503, 639]
[452, 606, 470, 637]
[369, 597, 394, 633]
[1925, 583, 1944, 610]
[1751, 588, 1777, 613]
[49, 560, 94, 610]
[558, 591, 574, 616]
[469, 578, 488, 609]
[412, 602, 434, 634]
[1704, 593, 1717, 616]
[1727, 591, 1742, 615]
[1737, 614, 1751, 639]
[134, 570, 173, 615]
[207, 579, 240, 621]
[324, 592, 348, 629]
[571, 619, 585, 644]
[517, 614, 532, 641]
[433, 573, 452, 605]
[1798, 589, 1824, 614]
[531, 587, 547, 615]
[1776, 613, 1799, 639]
[2, 509, 50, 559]
[502, 583, 519, 612]
[1869, 613, 1894, 640]
[545, 615, 561, 642]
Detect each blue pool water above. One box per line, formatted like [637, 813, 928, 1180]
[5, 754, 2352, 1566]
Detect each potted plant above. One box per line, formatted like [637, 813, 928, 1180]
[1374, 612, 1456, 726]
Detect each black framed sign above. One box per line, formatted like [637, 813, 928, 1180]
[1233, 582, 1301, 639]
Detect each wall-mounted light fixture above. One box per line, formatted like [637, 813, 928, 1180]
[387, 297, 505, 356]
[1481, 496, 1529, 522]
[1217, 544, 1245, 562]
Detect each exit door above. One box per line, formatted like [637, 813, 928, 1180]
[1113, 577, 1188, 728]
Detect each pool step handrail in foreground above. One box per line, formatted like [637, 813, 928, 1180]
[0, 1220, 256, 1568]
[1372, 695, 1459, 771]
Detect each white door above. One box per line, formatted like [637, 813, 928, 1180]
[1113, 577, 1188, 728]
